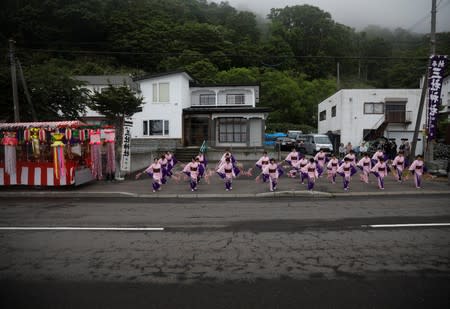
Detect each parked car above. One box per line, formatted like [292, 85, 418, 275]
[287, 130, 303, 140]
[297, 134, 333, 155]
[274, 136, 297, 151]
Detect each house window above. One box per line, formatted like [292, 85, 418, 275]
[226, 94, 245, 105]
[199, 94, 215, 105]
[364, 102, 384, 114]
[143, 120, 148, 135]
[152, 82, 170, 103]
[319, 110, 326, 121]
[331, 105, 336, 117]
[218, 118, 247, 143]
[143, 120, 169, 136]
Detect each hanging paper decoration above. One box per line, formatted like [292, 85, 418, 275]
[2, 132, 18, 177]
[30, 127, 40, 158]
[65, 128, 72, 141]
[23, 128, 30, 143]
[104, 129, 116, 180]
[39, 128, 46, 143]
[51, 133, 66, 179]
[79, 129, 87, 142]
[89, 129, 102, 179]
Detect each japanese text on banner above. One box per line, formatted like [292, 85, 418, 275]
[120, 120, 133, 171]
[427, 55, 448, 141]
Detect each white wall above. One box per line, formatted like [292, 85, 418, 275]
[131, 74, 191, 139]
[318, 89, 425, 155]
[190, 86, 256, 107]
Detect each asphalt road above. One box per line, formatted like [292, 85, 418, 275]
[1, 195, 449, 308]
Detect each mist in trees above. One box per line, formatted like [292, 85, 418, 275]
[0, 0, 448, 127]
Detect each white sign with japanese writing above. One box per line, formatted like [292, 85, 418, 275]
[120, 119, 133, 171]
[427, 55, 448, 141]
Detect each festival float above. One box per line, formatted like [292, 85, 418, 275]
[0, 121, 116, 186]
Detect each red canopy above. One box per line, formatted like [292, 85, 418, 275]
[0, 121, 87, 130]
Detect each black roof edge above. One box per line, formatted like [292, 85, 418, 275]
[183, 106, 271, 113]
[133, 69, 195, 82]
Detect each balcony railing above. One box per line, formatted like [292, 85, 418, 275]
[385, 110, 412, 123]
[191, 100, 252, 107]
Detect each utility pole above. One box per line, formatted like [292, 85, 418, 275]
[430, 0, 436, 55]
[17, 59, 37, 121]
[425, 0, 437, 163]
[410, 0, 436, 162]
[9, 39, 20, 122]
[336, 61, 340, 90]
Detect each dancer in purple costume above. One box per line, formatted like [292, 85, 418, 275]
[371, 156, 389, 190]
[196, 152, 207, 182]
[337, 157, 357, 191]
[255, 151, 270, 182]
[293, 157, 309, 184]
[285, 148, 302, 178]
[301, 158, 319, 191]
[391, 151, 406, 183]
[344, 149, 357, 166]
[219, 150, 240, 176]
[183, 156, 201, 192]
[357, 152, 372, 183]
[314, 149, 328, 176]
[136, 157, 162, 192]
[408, 155, 425, 189]
[262, 158, 283, 192]
[326, 154, 339, 184]
[371, 148, 385, 166]
[165, 151, 177, 176]
[216, 157, 236, 191]
[158, 154, 169, 184]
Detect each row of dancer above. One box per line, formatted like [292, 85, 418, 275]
[137, 148, 426, 192]
[135, 151, 178, 192]
[277, 147, 426, 191]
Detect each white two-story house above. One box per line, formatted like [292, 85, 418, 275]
[318, 88, 426, 156]
[74, 74, 138, 126]
[131, 70, 269, 150]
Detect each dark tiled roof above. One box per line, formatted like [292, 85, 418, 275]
[73, 75, 133, 85]
[133, 70, 194, 82]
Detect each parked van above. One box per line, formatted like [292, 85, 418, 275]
[297, 134, 333, 155]
[287, 130, 303, 140]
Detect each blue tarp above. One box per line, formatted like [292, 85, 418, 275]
[264, 132, 287, 146]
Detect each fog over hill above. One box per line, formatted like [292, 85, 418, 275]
[216, 0, 450, 33]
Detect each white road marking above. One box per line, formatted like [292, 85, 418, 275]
[0, 227, 164, 231]
[362, 223, 450, 228]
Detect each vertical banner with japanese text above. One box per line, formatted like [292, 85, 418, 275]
[427, 55, 448, 141]
[120, 119, 133, 172]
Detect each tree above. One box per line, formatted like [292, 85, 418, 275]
[89, 85, 144, 165]
[24, 61, 89, 121]
[215, 67, 259, 84]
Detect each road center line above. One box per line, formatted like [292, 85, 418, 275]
[0, 227, 164, 231]
[362, 223, 450, 228]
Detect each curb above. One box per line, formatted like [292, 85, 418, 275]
[0, 190, 448, 199]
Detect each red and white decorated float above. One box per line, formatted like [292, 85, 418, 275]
[0, 121, 116, 186]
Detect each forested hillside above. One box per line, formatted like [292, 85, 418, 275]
[1, 0, 448, 129]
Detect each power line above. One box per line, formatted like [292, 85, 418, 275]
[12, 47, 429, 61]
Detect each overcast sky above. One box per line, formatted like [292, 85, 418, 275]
[217, 0, 450, 33]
